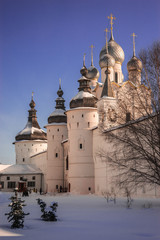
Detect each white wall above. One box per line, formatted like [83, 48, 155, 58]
[15, 140, 47, 164]
[46, 123, 68, 193]
[66, 108, 98, 194]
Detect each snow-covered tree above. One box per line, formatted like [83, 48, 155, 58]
[5, 188, 29, 228]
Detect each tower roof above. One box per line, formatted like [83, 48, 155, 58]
[15, 94, 47, 141]
[70, 58, 97, 109]
[48, 79, 67, 124]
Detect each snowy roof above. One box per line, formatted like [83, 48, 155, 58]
[48, 108, 66, 117]
[16, 122, 46, 137]
[0, 164, 11, 171]
[0, 164, 42, 175]
[44, 122, 67, 128]
[71, 91, 95, 101]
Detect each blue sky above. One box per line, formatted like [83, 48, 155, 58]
[0, 0, 160, 164]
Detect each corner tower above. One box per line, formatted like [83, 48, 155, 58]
[66, 59, 98, 194]
[45, 80, 68, 193]
[14, 94, 47, 164]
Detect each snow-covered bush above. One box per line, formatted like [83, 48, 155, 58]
[5, 190, 29, 228]
[36, 198, 58, 221]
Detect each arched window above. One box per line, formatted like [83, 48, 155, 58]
[78, 137, 85, 151]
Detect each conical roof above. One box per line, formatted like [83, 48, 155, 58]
[48, 81, 67, 124]
[15, 96, 47, 141]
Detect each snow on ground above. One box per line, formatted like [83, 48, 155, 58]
[0, 192, 160, 240]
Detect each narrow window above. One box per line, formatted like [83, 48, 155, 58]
[82, 114, 84, 118]
[126, 112, 131, 122]
[93, 114, 95, 118]
[49, 129, 50, 132]
[52, 135, 54, 139]
[28, 148, 29, 151]
[20, 177, 23, 181]
[72, 115, 74, 118]
[77, 122, 79, 128]
[62, 135, 63, 140]
[66, 156, 69, 170]
[57, 128, 59, 132]
[80, 143, 83, 149]
[7, 176, 10, 180]
[23, 158, 25, 162]
[32, 144, 33, 146]
[88, 122, 90, 128]
[115, 72, 118, 83]
[32, 176, 35, 180]
[56, 185, 58, 190]
[55, 153, 58, 158]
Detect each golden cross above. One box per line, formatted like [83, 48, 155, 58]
[108, 13, 116, 32]
[90, 45, 95, 66]
[104, 28, 109, 42]
[83, 53, 86, 66]
[104, 28, 109, 53]
[131, 32, 137, 56]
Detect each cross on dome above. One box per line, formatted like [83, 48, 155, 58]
[131, 32, 137, 57]
[59, 78, 61, 89]
[108, 13, 116, 38]
[32, 91, 34, 100]
[90, 44, 95, 66]
[83, 53, 86, 67]
[104, 28, 109, 53]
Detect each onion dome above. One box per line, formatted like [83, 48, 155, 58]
[86, 65, 100, 79]
[15, 94, 47, 141]
[70, 61, 97, 109]
[127, 55, 142, 72]
[99, 53, 115, 68]
[127, 33, 142, 72]
[80, 53, 88, 76]
[86, 46, 99, 79]
[99, 28, 116, 68]
[99, 36, 125, 65]
[48, 79, 67, 124]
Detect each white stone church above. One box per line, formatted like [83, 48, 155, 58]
[0, 15, 159, 197]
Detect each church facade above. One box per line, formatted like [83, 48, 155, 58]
[0, 15, 159, 197]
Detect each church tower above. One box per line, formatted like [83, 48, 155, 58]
[66, 58, 98, 194]
[99, 14, 125, 84]
[14, 94, 47, 164]
[98, 26, 118, 129]
[45, 80, 67, 193]
[127, 33, 142, 85]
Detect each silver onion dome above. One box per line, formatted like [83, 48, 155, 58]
[100, 39, 125, 64]
[86, 65, 100, 79]
[99, 52, 115, 68]
[127, 56, 142, 72]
